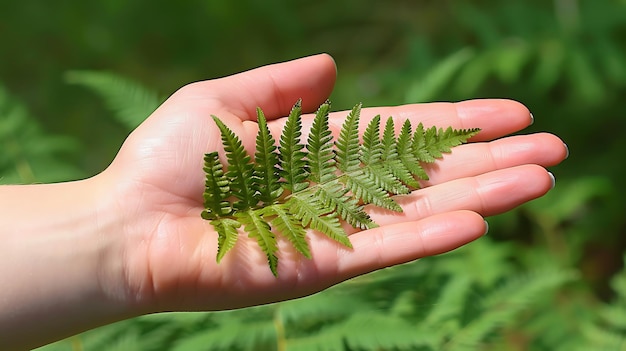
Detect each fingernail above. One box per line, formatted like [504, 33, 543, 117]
[483, 220, 489, 236]
[529, 112, 534, 125]
[563, 143, 569, 159]
[548, 171, 556, 189]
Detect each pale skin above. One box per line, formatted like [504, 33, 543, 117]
[0, 54, 568, 350]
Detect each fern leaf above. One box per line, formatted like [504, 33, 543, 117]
[263, 204, 311, 259]
[285, 190, 327, 227]
[315, 180, 374, 230]
[397, 119, 430, 182]
[203, 100, 477, 274]
[360, 115, 382, 164]
[254, 108, 282, 205]
[335, 103, 362, 173]
[580, 254, 626, 349]
[387, 158, 421, 189]
[361, 117, 409, 195]
[342, 169, 401, 212]
[380, 117, 416, 191]
[424, 276, 473, 327]
[381, 117, 398, 161]
[306, 101, 336, 183]
[212, 116, 257, 211]
[413, 123, 480, 162]
[171, 313, 276, 351]
[337, 110, 401, 211]
[213, 218, 241, 263]
[303, 102, 374, 229]
[438, 126, 481, 152]
[65, 71, 160, 130]
[364, 163, 410, 195]
[580, 322, 626, 350]
[445, 269, 576, 350]
[237, 210, 279, 275]
[341, 312, 434, 350]
[308, 215, 352, 249]
[287, 193, 352, 248]
[279, 100, 309, 193]
[411, 123, 435, 162]
[201, 152, 231, 220]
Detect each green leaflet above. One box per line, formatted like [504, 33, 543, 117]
[201, 152, 231, 220]
[211, 116, 256, 211]
[254, 108, 283, 205]
[262, 204, 310, 259]
[278, 100, 308, 193]
[237, 210, 279, 275]
[202, 100, 480, 276]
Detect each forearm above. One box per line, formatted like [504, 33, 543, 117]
[0, 178, 134, 350]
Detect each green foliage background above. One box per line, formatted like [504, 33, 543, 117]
[2, 0, 626, 349]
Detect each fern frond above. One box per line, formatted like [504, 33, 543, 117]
[343, 169, 401, 212]
[212, 116, 256, 211]
[237, 210, 279, 275]
[306, 101, 336, 183]
[213, 218, 241, 263]
[413, 123, 480, 162]
[397, 119, 430, 182]
[364, 163, 409, 195]
[423, 276, 473, 327]
[201, 152, 231, 220]
[171, 313, 276, 351]
[360, 117, 409, 195]
[379, 117, 414, 192]
[579, 254, 626, 349]
[65, 70, 160, 130]
[438, 126, 481, 152]
[254, 108, 282, 205]
[341, 312, 435, 350]
[287, 192, 352, 248]
[263, 204, 311, 259]
[360, 115, 383, 164]
[337, 109, 401, 211]
[444, 269, 576, 350]
[279, 99, 309, 193]
[381, 116, 398, 160]
[287, 310, 433, 351]
[315, 180, 373, 230]
[411, 122, 435, 162]
[384, 119, 423, 188]
[299, 102, 374, 229]
[204, 100, 477, 274]
[580, 322, 626, 351]
[335, 103, 362, 173]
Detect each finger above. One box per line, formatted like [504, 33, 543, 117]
[336, 210, 486, 279]
[176, 54, 337, 120]
[351, 98, 533, 141]
[267, 98, 533, 147]
[421, 133, 568, 186]
[365, 164, 554, 228]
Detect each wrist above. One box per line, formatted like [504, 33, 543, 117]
[0, 177, 140, 349]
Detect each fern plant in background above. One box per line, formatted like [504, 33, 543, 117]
[35, 237, 581, 351]
[3, 0, 625, 348]
[575, 254, 626, 350]
[0, 84, 82, 184]
[65, 71, 162, 130]
[22, 70, 624, 351]
[203, 99, 479, 275]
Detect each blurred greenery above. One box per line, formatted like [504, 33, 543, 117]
[2, 0, 626, 350]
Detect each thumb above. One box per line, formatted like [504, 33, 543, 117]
[173, 53, 338, 121]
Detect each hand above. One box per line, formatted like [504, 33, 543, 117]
[96, 54, 568, 314]
[0, 54, 568, 349]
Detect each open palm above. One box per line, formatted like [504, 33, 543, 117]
[100, 54, 567, 314]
